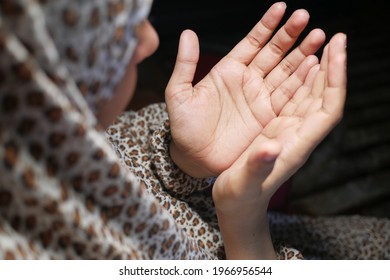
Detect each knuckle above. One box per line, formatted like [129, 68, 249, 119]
[269, 41, 284, 57]
[279, 59, 295, 76]
[246, 33, 263, 49]
[279, 84, 294, 99]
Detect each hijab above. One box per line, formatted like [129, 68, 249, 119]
[0, 0, 210, 259]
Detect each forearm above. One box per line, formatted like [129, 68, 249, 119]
[217, 205, 276, 260]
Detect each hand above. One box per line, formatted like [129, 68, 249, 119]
[212, 140, 282, 259]
[214, 31, 347, 210]
[213, 31, 346, 256]
[166, 2, 332, 178]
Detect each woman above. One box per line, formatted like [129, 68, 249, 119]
[1, 0, 388, 259]
[0, 0, 207, 259]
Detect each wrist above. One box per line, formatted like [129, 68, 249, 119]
[217, 207, 276, 260]
[213, 176, 273, 214]
[169, 140, 214, 178]
[215, 197, 270, 224]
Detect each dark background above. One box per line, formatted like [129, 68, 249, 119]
[131, 0, 390, 218]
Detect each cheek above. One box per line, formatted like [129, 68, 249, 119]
[132, 22, 159, 64]
[97, 62, 138, 128]
[116, 62, 138, 105]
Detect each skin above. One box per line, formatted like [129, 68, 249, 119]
[97, 2, 347, 259]
[213, 33, 347, 259]
[167, 3, 329, 178]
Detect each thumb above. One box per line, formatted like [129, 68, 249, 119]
[165, 29, 199, 105]
[244, 140, 282, 190]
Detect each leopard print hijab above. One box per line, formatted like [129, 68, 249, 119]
[0, 0, 211, 259]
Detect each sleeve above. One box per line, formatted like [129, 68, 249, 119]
[106, 103, 224, 259]
[150, 118, 216, 196]
[269, 211, 390, 260]
[108, 103, 216, 196]
[274, 244, 304, 260]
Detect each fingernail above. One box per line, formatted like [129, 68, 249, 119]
[262, 155, 277, 163]
[274, 2, 287, 10]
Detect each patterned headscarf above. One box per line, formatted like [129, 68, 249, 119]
[0, 0, 211, 259]
[4, 0, 386, 261]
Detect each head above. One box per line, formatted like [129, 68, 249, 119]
[26, 0, 159, 129]
[0, 0, 185, 260]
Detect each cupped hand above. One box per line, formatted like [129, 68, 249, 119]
[213, 32, 347, 213]
[166, 2, 344, 178]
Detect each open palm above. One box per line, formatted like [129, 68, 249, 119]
[212, 32, 346, 214]
[166, 2, 346, 178]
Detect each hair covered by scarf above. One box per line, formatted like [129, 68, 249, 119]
[0, 0, 213, 259]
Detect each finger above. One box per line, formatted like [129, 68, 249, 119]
[249, 9, 310, 78]
[311, 44, 328, 97]
[298, 35, 347, 145]
[293, 64, 322, 118]
[165, 29, 199, 105]
[271, 55, 319, 115]
[304, 64, 321, 88]
[294, 62, 321, 96]
[265, 28, 325, 90]
[278, 63, 320, 117]
[227, 2, 287, 65]
[327, 33, 347, 89]
[293, 63, 321, 102]
[322, 33, 347, 118]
